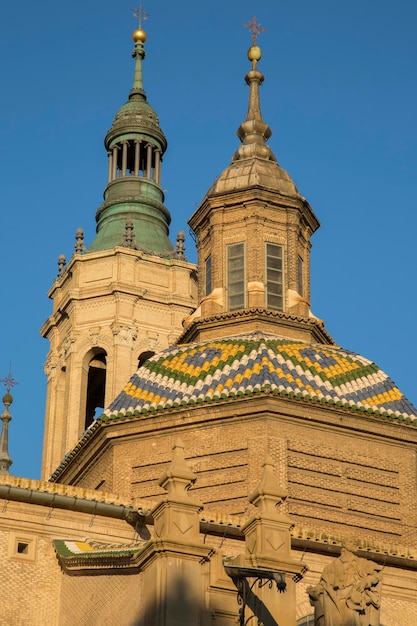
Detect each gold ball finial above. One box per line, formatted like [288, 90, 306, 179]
[132, 28, 147, 43]
[248, 45, 262, 62]
[2, 393, 12, 406]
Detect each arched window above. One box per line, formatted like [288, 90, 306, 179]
[138, 351, 155, 368]
[85, 350, 107, 429]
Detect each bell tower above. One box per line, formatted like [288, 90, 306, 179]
[40, 23, 197, 479]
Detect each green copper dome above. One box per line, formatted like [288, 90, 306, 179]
[88, 30, 174, 256]
[106, 98, 166, 148]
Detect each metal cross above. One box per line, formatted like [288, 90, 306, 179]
[0, 370, 18, 394]
[243, 16, 266, 45]
[131, 2, 150, 28]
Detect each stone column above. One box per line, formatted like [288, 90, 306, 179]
[136, 440, 213, 626]
[110, 322, 138, 405]
[121, 141, 128, 177]
[154, 149, 161, 184]
[107, 151, 113, 183]
[134, 140, 141, 176]
[146, 143, 152, 179]
[112, 145, 118, 179]
[227, 456, 306, 626]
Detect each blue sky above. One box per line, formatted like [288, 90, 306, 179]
[1, 1, 416, 478]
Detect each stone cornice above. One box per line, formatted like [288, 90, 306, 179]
[178, 307, 335, 345]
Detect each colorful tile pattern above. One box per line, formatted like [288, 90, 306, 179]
[53, 539, 146, 571]
[101, 333, 417, 423]
[54, 539, 144, 559]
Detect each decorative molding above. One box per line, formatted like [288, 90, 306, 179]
[111, 323, 138, 347]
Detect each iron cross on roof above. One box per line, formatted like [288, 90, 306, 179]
[131, 2, 150, 28]
[243, 16, 266, 45]
[0, 370, 18, 395]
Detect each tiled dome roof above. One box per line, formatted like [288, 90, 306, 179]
[101, 333, 417, 424]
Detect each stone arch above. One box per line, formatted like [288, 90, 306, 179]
[83, 347, 107, 429]
[138, 350, 155, 368]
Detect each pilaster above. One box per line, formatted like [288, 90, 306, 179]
[136, 440, 213, 626]
[225, 456, 306, 626]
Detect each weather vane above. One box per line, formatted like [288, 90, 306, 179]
[243, 16, 266, 45]
[131, 2, 150, 29]
[0, 369, 18, 395]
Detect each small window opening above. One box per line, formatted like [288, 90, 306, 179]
[227, 243, 245, 311]
[205, 255, 212, 296]
[265, 243, 284, 311]
[297, 255, 304, 297]
[138, 351, 155, 368]
[85, 352, 107, 429]
[17, 542, 29, 554]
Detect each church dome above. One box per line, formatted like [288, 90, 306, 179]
[105, 97, 167, 149]
[207, 157, 300, 197]
[111, 98, 161, 133]
[101, 332, 417, 423]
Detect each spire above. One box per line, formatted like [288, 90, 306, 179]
[130, 29, 146, 97]
[0, 372, 17, 475]
[88, 11, 175, 256]
[232, 17, 276, 164]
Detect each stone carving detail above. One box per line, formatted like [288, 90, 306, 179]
[111, 323, 138, 347]
[58, 332, 78, 367]
[121, 219, 138, 249]
[44, 355, 59, 378]
[137, 332, 160, 353]
[307, 538, 383, 626]
[88, 327, 103, 347]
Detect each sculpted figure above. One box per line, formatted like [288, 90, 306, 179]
[307, 539, 382, 626]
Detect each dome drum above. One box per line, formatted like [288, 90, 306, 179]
[96, 197, 171, 231]
[106, 129, 167, 154]
[103, 176, 165, 205]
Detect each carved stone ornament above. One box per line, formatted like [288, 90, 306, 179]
[88, 327, 103, 347]
[111, 323, 138, 346]
[137, 332, 159, 352]
[59, 332, 78, 366]
[44, 355, 59, 377]
[307, 538, 383, 626]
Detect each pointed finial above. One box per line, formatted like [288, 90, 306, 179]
[0, 370, 16, 474]
[158, 438, 197, 498]
[57, 254, 66, 277]
[74, 228, 86, 254]
[230, 17, 276, 164]
[248, 455, 287, 514]
[130, 4, 148, 96]
[175, 231, 187, 261]
[243, 16, 265, 67]
[131, 3, 149, 43]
